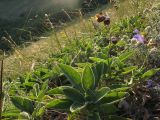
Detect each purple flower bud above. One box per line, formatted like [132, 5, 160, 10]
[133, 29, 140, 34]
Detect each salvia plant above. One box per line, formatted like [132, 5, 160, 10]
[46, 64, 129, 120]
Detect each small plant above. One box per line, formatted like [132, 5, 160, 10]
[10, 80, 49, 120]
[46, 64, 128, 120]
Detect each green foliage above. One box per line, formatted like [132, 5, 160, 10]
[63, 87, 85, 103]
[59, 64, 81, 89]
[141, 68, 160, 79]
[46, 64, 128, 119]
[46, 99, 72, 110]
[11, 96, 34, 114]
[4, 6, 160, 119]
[82, 65, 95, 90]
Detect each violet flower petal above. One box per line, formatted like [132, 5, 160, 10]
[133, 34, 144, 43]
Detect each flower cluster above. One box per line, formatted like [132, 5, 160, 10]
[96, 12, 111, 26]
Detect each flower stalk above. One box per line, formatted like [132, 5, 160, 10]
[0, 51, 4, 120]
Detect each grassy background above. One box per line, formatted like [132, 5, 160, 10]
[2, 0, 156, 78]
[0, 0, 81, 20]
[0, 0, 109, 51]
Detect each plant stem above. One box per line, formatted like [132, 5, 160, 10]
[54, 31, 62, 51]
[0, 60, 4, 120]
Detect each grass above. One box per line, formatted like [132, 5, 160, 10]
[2, 0, 160, 119]
[3, 0, 156, 79]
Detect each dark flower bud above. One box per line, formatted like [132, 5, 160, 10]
[103, 16, 110, 26]
[111, 37, 118, 44]
[96, 15, 106, 23]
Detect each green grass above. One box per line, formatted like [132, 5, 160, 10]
[1, 0, 160, 119]
[2, 0, 157, 78]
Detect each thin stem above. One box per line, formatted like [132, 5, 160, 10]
[0, 60, 4, 120]
[54, 31, 62, 51]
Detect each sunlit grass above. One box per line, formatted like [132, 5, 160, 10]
[3, 0, 157, 79]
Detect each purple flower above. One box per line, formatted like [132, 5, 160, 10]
[132, 29, 144, 43]
[133, 29, 140, 34]
[133, 34, 144, 43]
[146, 80, 153, 88]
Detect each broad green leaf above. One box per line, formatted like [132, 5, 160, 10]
[76, 63, 91, 68]
[2, 109, 20, 118]
[142, 68, 160, 79]
[33, 83, 40, 97]
[63, 87, 85, 103]
[36, 106, 46, 117]
[110, 84, 130, 92]
[41, 80, 49, 90]
[46, 99, 72, 110]
[11, 96, 34, 114]
[59, 64, 81, 89]
[110, 84, 128, 89]
[118, 51, 133, 62]
[104, 58, 112, 66]
[37, 80, 49, 101]
[93, 62, 107, 88]
[96, 87, 110, 102]
[90, 57, 112, 67]
[92, 66, 99, 87]
[82, 65, 95, 90]
[23, 82, 35, 88]
[111, 87, 130, 92]
[97, 92, 128, 105]
[70, 102, 86, 113]
[89, 57, 106, 63]
[122, 66, 138, 74]
[2, 113, 19, 118]
[47, 86, 70, 95]
[99, 104, 118, 114]
[32, 103, 45, 118]
[85, 89, 97, 102]
[41, 68, 60, 80]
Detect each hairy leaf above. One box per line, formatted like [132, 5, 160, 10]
[142, 68, 160, 79]
[118, 51, 133, 62]
[59, 64, 81, 89]
[47, 86, 71, 95]
[70, 102, 86, 113]
[37, 80, 49, 101]
[122, 66, 138, 74]
[82, 65, 95, 91]
[11, 96, 34, 115]
[93, 62, 107, 88]
[97, 91, 128, 105]
[110, 84, 130, 92]
[63, 87, 85, 103]
[46, 99, 72, 110]
[96, 87, 110, 102]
